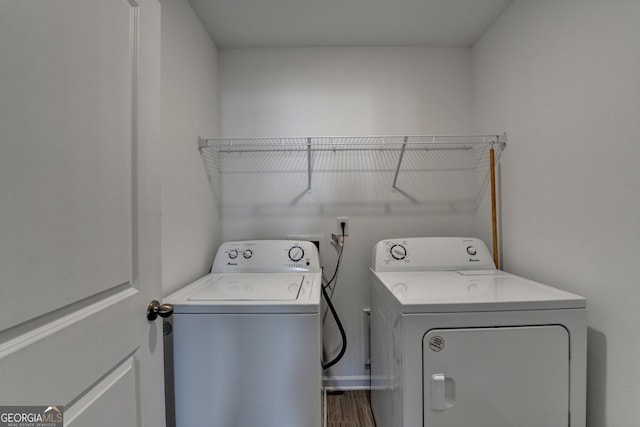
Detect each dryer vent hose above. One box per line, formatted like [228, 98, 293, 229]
[321, 283, 347, 370]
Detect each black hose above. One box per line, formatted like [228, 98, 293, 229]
[324, 243, 343, 291]
[321, 282, 347, 370]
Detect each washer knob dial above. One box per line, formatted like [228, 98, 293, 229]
[390, 244, 407, 260]
[228, 250, 238, 259]
[288, 245, 305, 262]
[466, 246, 477, 256]
[243, 249, 253, 259]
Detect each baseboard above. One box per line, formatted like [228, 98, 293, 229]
[323, 375, 370, 390]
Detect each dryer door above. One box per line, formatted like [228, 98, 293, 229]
[423, 326, 569, 427]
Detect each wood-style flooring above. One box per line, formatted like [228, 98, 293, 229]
[326, 390, 376, 427]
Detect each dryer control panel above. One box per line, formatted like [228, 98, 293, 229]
[212, 240, 321, 274]
[371, 237, 496, 272]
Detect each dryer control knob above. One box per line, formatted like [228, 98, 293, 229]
[243, 249, 253, 259]
[228, 250, 238, 259]
[288, 246, 305, 262]
[390, 244, 407, 260]
[466, 246, 477, 256]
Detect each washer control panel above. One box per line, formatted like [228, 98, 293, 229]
[212, 240, 320, 273]
[371, 237, 496, 272]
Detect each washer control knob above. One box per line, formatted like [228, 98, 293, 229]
[288, 245, 305, 262]
[390, 244, 407, 260]
[243, 249, 253, 259]
[466, 246, 477, 256]
[228, 250, 238, 259]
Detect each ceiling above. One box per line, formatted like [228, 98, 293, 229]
[188, 0, 514, 49]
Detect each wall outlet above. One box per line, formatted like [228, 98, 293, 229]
[336, 217, 349, 236]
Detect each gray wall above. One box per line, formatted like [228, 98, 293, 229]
[161, 0, 221, 296]
[472, 0, 640, 425]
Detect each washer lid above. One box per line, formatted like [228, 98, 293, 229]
[188, 274, 304, 301]
[373, 270, 586, 313]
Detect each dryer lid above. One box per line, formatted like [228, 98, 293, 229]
[188, 274, 305, 301]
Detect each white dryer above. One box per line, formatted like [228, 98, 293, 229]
[165, 240, 322, 427]
[370, 237, 586, 427]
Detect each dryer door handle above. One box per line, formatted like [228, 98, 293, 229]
[431, 374, 456, 411]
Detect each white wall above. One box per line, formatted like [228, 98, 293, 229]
[472, 0, 640, 424]
[161, 0, 221, 296]
[219, 47, 495, 384]
[221, 47, 473, 137]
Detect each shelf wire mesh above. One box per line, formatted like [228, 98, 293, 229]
[199, 135, 503, 214]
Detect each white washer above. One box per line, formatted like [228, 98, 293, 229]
[370, 237, 586, 427]
[165, 240, 322, 427]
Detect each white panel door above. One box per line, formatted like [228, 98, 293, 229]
[423, 326, 570, 427]
[0, 0, 164, 425]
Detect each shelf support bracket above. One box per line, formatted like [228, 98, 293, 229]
[392, 136, 409, 190]
[306, 137, 312, 193]
[391, 136, 419, 203]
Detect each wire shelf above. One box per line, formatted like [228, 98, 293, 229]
[201, 135, 501, 152]
[199, 134, 505, 211]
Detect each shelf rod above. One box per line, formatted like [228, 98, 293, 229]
[391, 136, 409, 190]
[215, 146, 474, 154]
[203, 135, 499, 144]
